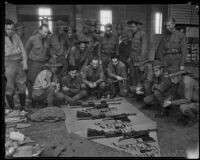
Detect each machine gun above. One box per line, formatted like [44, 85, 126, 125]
[70, 100, 121, 108]
[77, 112, 136, 121]
[87, 128, 157, 141]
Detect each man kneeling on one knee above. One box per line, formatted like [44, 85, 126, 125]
[32, 57, 64, 107]
[62, 65, 87, 103]
[162, 67, 199, 126]
[81, 56, 106, 99]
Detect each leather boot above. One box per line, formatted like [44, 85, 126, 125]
[19, 93, 26, 110]
[6, 95, 15, 110]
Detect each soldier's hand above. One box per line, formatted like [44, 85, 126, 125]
[163, 100, 171, 108]
[22, 61, 28, 71]
[180, 66, 184, 70]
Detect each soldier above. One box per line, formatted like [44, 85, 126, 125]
[114, 23, 124, 44]
[66, 26, 78, 55]
[130, 59, 153, 97]
[32, 17, 51, 36]
[95, 21, 104, 35]
[155, 17, 186, 72]
[5, 19, 28, 111]
[25, 24, 50, 106]
[107, 54, 128, 98]
[98, 23, 119, 75]
[81, 56, 106, 99]
[143, 60, 173, 118]
[49, 20, 68, 78]
[163, 67, 199, 126]
[62, 65, 87, 103]
[32, 57, 64, 107]
[68, 40, 91, 73]
[127, 19, 147, 87]
[14, 22, 26, 46]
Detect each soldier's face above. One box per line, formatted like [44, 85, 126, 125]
[69, 70, 77, 79]
[67, 29, 73, 37]
[91, 60, 99, 69]
[166, 21, 175, 32]
[5, 24, 14, 37]
[130, 24, 137, 33]
[153, 68, 162, 77]
[112, 58, 119, 66]
[40, 26, 49, 38]
[105, 27, 112, 35]
[58, 28, 65, 34]
[96, 25, 101, 32]
[170, 75, 181, 84]
[50, 67, 57, 74]
[117, 28, 123, 35]
[80, 43, 86, 51]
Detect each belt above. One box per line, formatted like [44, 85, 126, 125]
[163, 52, 180, 56]
[28, 59, 46, 63]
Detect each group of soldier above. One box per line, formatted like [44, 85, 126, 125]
[5, 16, 199, 127]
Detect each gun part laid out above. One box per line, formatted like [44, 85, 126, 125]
[70, 100, 121, 108]
[87, 128, 157, 140]
[77, 112, 136, 121]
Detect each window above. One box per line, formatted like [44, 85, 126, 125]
[100, 10, 112, 31]
[38, 8, 53, 32]
[155, 12, 163, 34]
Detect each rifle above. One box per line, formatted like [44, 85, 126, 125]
[70, 100, 121, 108]
[87, 128, 157, 140]
[77, 112, 136, 121]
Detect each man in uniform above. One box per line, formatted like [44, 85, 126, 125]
[143, 60, 172, 118]
[68, 40, 91, 73]
[32, 57, 64, 107]
[155, 17, 186, 72]
[98, 23, 119, 75]
[49, 20, 68, 81]
[81, 56, 106, 99]
[127, 19, 147, 87]
[130, 59, 153, 97]
[62, 65, 87, 103]
[114, 23, 124, 44]
[5, 19, 28, 111]
[25, 24, 50, 105]
[107, 55, 128, 98]
[163, 67, 199, 126]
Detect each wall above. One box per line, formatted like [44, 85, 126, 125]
[5, 3, 17, 23]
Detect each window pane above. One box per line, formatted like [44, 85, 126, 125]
[155, 12, 162, 34]
[38, 8, 51, 16]
[100, 10, 112, 31]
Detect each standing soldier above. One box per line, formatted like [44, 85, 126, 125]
[68, 40, 91, 73]
[114, 23, 124, 44]
[14, 22, 26, 46]
[25, 24, 50, 106]
[5, 19, 28, 111]
[107, 55, 128, 98]
[155, 17, 186, 72]
[98, 23, 119, 75]
[127, 19, 147, 87]
[49, 20, 68, 81]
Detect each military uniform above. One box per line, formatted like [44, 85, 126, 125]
[129, 30, 147, 86]
[62, 74, 87, 102]
[5, 33, 27, 110]
[98, 33, 119, 74]
[81, 64, 106, 98]
[107, 61, 128, 97]
[25, 33, 50, 101]
[155, 29, 186, 71]
[130, 62, 153, 96]
[68, 46, 92, 72]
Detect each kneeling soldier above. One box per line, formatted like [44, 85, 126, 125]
[32, 57, 64, 107]
[130, 59, 153, 97]
[143, 60, 173, 118]
[62, 65, 87, 103]
[81, 56, 106, 99]
[107, 54, 128, 98]
[163, 67, 199, 127]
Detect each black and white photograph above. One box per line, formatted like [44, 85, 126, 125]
[2, 1, 199, 158]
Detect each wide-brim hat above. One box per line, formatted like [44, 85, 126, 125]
[45, 57, 62, 67]
[56, 20, 68, 28]
[168, 67, 186, 77]
[152, 60, 164, 69]
[14, 22, 25, 30]
[127, 19, 143, 25]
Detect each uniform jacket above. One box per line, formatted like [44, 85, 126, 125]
[108, 61, 127, 79]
